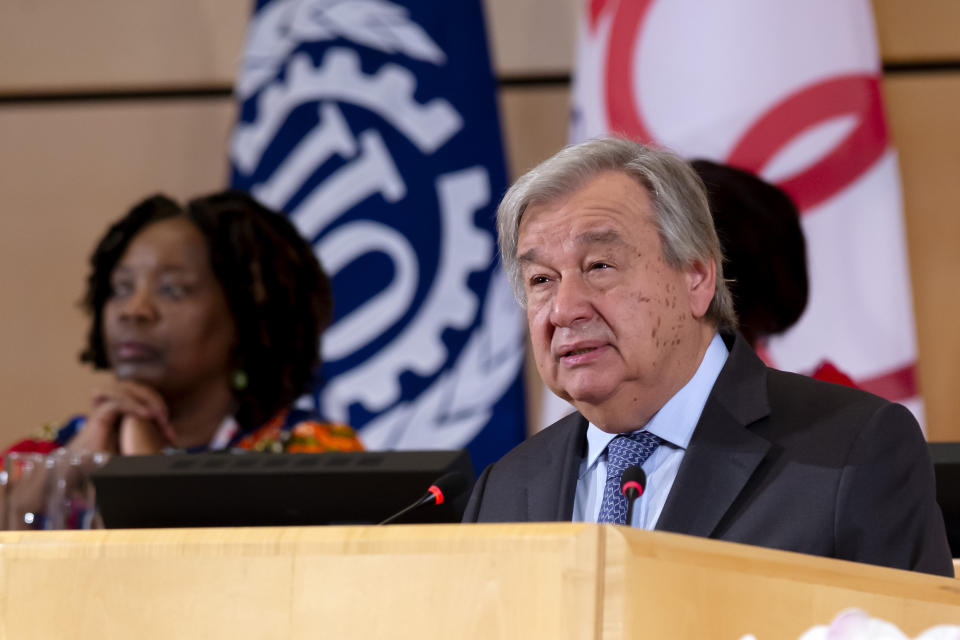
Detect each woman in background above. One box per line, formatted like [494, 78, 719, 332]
[692, 159, 855, 387]
[6, 189, 361, 457]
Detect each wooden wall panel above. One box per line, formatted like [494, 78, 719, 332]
[485, 0, 579, 75]
[0, 99, 236, 445]
[883, 73, 960, 441]
[499, 86, 571, 178]
[873, 0, 960, 62]
[0, 0, 582, 93]
[0, 1, 249, 93]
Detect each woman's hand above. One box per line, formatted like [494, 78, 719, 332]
[67, 381, 174, 455]
[118, 415, 172, 454]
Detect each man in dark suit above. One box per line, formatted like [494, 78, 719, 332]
[463, 137, 952, 577]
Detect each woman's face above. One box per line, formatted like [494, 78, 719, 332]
[102, 217, 237, 399]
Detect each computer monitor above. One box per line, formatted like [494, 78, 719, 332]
[92, 449, 473, 528]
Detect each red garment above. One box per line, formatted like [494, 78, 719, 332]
[4, 438, 60, 457]
[755, 342, 859, 390]
[810, 360, 858, 389]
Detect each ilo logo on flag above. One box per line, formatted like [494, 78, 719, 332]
[230, 0, 525, 469]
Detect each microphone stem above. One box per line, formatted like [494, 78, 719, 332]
[378, 495, 431, 525]
[624, 488, 639, 526]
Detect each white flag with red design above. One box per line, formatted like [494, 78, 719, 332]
[542, 0, 921, 427]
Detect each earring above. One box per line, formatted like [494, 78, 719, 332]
[231, 369, 249, 391]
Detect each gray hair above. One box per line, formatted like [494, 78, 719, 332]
[497, 136, 737, 330]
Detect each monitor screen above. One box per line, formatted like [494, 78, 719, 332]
[92, 449, 473, 528]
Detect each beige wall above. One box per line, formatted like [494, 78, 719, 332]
[0, 0, 958, 445]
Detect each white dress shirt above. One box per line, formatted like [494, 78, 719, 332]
[572, 332, 729, 528]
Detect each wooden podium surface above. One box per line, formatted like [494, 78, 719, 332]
[1, 523, 958, 639]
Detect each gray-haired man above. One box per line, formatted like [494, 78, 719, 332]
[463, 137, 951, 577]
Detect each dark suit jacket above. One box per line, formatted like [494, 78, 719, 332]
[463, 333, 953, 577]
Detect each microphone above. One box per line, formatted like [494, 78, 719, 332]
[620, 466, 647, 526]
[378, 472, 469, 525]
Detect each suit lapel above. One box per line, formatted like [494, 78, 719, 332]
[655, 333, 772, 538]
[524, 413, 588, 521]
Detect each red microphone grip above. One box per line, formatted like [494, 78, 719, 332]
[621, 480, 644, 498]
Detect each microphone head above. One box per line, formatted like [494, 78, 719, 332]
[427, 471, 469, 506]
[620, 465, 647, 498]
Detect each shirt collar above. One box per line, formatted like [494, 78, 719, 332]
[582, 332, 729, 472]
[208, 415, 240, 451]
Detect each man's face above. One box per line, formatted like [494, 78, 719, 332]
[517, 171, 716, 431]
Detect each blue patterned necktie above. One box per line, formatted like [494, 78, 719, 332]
[597, 431, 662, 525]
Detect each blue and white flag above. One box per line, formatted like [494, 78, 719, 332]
[230, 0, 525, 471]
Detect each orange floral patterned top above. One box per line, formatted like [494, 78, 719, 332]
[233, 409, 363, 453]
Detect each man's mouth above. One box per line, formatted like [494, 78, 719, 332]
[563, 347, 597, 358]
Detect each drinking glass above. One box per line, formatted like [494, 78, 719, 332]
[46, 450, 111, 530]
[1, 451, 53, 530]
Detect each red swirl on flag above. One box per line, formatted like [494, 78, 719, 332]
[726, 75, 889, 211]
[592, 0, 916, 402]
[601, 0, 889, 212]
[602, 0, 657, 144]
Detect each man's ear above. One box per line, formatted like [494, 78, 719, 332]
[685, 258, 716, 319]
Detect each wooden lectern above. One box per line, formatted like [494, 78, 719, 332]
[1, 524, 958, 639]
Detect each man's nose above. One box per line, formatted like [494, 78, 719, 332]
[549, 274, 594, 327]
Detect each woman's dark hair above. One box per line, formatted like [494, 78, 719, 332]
[691, 160, 808, 347]
[81, 189, 332, 430]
